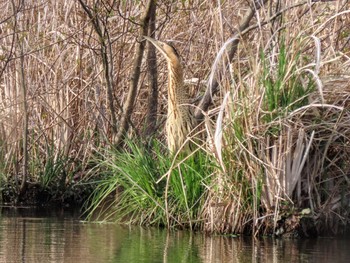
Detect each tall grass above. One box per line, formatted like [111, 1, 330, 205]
[261, 38, 313, 123]
[1, 0, 349, 235]
[197, 7, 350, 234]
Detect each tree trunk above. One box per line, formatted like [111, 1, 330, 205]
[113, 0, 157, 146]
[143, 1, 158, 138]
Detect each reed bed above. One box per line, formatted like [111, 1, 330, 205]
[1, 0, 349, 235]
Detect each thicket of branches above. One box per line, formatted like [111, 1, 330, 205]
[0, 0, 258, 194]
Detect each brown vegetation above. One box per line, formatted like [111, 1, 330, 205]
[1, 0, 350, 235]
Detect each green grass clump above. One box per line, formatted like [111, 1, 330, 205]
[261, 38, 314, 123]
[85, 140, 213, 228]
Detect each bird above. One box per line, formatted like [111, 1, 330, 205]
[144, 36, 193, 154]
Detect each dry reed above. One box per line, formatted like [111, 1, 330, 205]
[0, 0, 349, 235]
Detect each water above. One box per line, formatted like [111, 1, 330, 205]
[0, 207, 349, 263]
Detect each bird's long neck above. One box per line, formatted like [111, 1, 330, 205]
[167, 59, 187, 111]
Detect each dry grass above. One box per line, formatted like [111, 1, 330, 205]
[1, 0, 350, 235]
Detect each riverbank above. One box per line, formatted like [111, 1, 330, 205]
[1, 177, 94, 208]
[1, 1, 349, 237]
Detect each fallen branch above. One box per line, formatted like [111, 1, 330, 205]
[194, 0, 333, 120]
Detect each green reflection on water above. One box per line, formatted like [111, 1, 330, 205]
[110, 228, 201, 263]
[0, 208, 350, 263]
[0, 208, 203, 263]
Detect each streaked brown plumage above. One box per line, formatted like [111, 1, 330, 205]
[144, 36, 193, 153]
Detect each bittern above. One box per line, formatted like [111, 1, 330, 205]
[144, 36, 193, 153]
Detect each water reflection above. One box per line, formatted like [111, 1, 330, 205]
[0, 207, 349, 263]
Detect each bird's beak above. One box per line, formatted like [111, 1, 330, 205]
[144, 36, 167, 58]
[144, 36, 157, 45]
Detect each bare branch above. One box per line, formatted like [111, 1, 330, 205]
[113, 0, 157, 145]
[77, 0, 120, 133]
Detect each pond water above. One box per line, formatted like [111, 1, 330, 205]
[0, 207, 349, 263]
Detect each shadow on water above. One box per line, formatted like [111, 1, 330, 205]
[0, 207, 349, 263]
